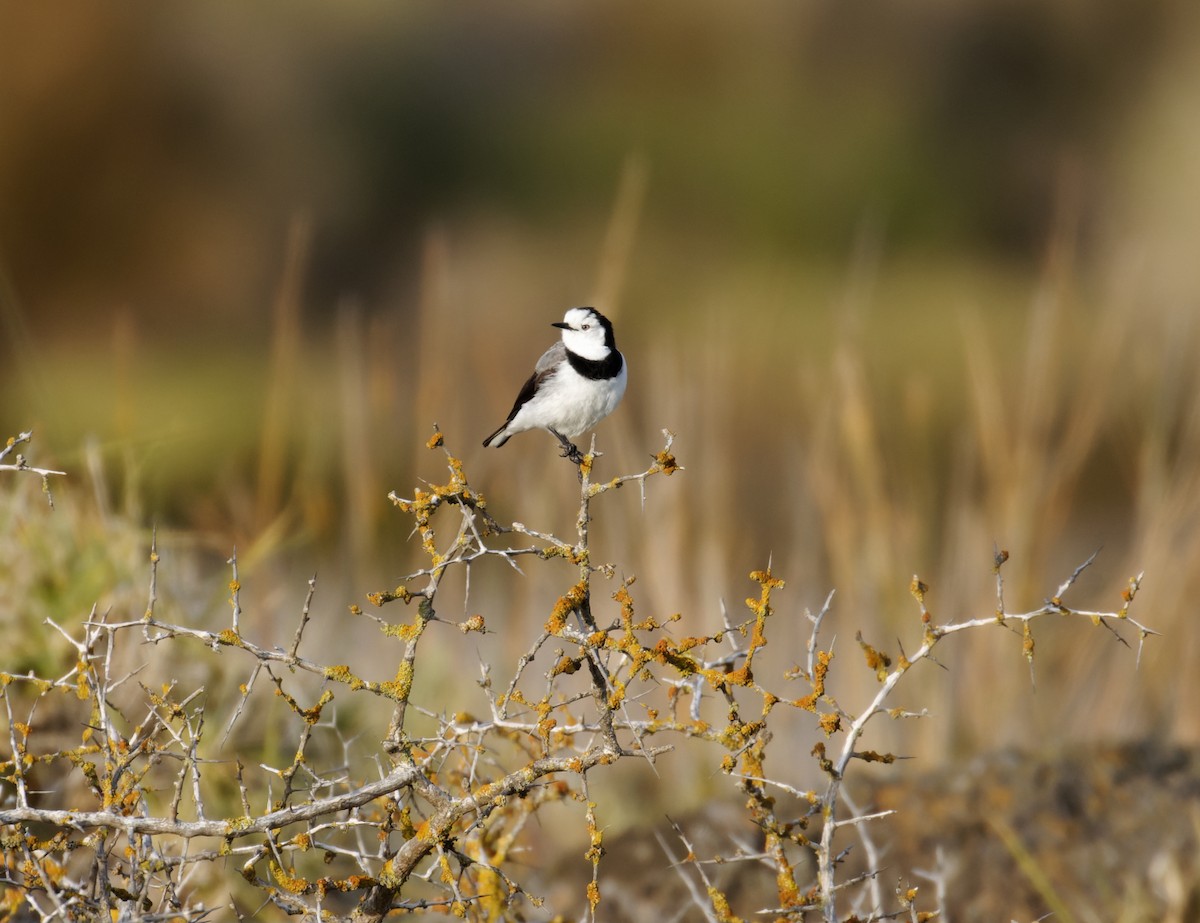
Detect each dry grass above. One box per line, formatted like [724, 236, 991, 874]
[6, 195, 1199, 759]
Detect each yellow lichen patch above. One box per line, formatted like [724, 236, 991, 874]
[721, 664, 753, 688]
[584, 804, 604, 860]
[379, 662, 413, 702]
[437, 851, 455, 885]
[612, 584, 637, 629]
[396, 805, 417, 840]
[474, 866, 508, 920]
[296, 689, 335, 724]
[811, 741, 834, 776]
[536, 714, 558, 743]
[426, 429, 444, 449]
[217, 628, 243, 647]
[652, 638, 699, 675]
[547, 581, 588, 633]
[1119, 573, 1141, 618]
[748, 568, 784, 593]
[270, 862, 309, 895]
[538, 544, 581, 563]
[585, 629, 607, 648]
[676, 635, 714, 654]
[145, 688, 185, 720]
[818, 712, 841, 737]
[812, 649, 832, 695]
[773, 866, 804, 913]
[855, 631, 891, 682]
[551, 655, 581, 677]
[315, 873, 376, 898]
[458, 614, 485, 633]
[380, 618, 424, 641]
[655, 449, 680, 476]
[323, 665, 366, 691]
[606, 678, 627, 709]
[377, 857, 403, 889]
[367, 585, 413, 608]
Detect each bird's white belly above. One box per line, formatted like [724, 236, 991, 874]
[520, 364, 627, 437]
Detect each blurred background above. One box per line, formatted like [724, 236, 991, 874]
[3, 0, 1200, 856]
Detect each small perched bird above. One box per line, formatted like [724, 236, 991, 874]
[483, 306, 627, 462]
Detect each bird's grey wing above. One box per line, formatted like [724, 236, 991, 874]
[501, 345, 563, 424]
[533, 340, 566, 374]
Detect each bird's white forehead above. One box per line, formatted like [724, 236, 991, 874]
[562, 307, 598, 327]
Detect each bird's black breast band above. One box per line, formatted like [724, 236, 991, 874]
[567, 350, 623, 381]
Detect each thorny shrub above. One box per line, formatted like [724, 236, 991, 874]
[0, 429, 1153, 921]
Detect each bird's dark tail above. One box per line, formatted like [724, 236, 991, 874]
[482, 426, 509, 448]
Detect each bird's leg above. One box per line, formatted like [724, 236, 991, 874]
[550, 429, 584, 466]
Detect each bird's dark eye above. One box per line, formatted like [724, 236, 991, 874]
[582, 324, 591, 330]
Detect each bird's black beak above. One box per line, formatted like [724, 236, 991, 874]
[551, 322, 571, 330]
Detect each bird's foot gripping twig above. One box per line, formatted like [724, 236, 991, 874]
[552, 430, 586, 466]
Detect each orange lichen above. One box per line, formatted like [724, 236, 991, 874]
[458, 614, 485, 633]
[217, 629, 243, 647]
[655, 449, 679, 475]
[856, 631, 891, 681]
[547, 581, 588, 633]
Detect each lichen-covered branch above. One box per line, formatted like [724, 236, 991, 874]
[0, 427, 1151, 922]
